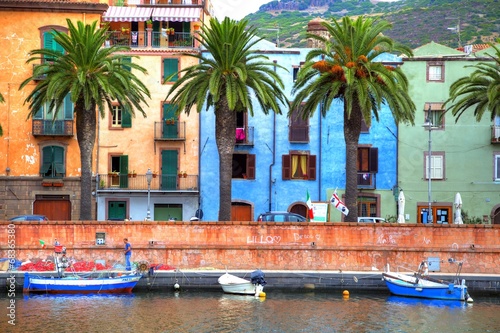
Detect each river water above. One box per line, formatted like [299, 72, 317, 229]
[1, 290, 499, 333]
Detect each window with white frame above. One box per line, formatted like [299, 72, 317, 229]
[495, 154, 500, 181]
[424, 102, 445, 129]
[425, 152, 445, 180]
[111, 105, 131, 128]
[427, 61, 444, 82]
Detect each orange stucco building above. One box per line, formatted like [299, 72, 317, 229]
[0, 1, 211, 221]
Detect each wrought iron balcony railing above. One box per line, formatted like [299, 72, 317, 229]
[33, 119, 74, 137]
[97, 173, 198, 191]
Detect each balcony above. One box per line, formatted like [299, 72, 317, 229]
[33, 119, 74, 137]
[105, 31, 195, 49]
[357, 172, 376, 189]
[119, 0, 202, 5]
[97, 173, 198, 191]
[154, 121, 186, 141]
[491, 126, 500, 143]
[235, 126, 254, 146]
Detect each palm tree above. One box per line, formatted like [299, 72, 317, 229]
[164, 17, 288, 221]
[445, 43, 500, 121]
[291, 16, 415, 222]
[20, 20, 150, 220]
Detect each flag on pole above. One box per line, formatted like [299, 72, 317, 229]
[306, 190, 314, 220]
[330, 190, 349, 216]
[39, 239, 46, 249]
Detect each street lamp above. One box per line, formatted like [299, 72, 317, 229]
[146, 168, 153, 221]
[422, 117, 434, 223]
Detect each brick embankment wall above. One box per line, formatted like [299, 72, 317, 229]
[1, 221, 499, 274]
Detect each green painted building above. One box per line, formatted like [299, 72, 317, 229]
[398, 42, 500, 224]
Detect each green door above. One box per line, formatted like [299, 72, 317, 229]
[108, 201, 127, 221]
[155, 204, 182, 221]
[162, 103, 178, 139]
[161, 150, 178, 190]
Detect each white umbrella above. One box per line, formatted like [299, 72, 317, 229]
[397, 190, 405, 223]
[454, 192, 463, 224]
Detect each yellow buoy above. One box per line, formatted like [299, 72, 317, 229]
[259, 291, 266, 298]
[343, 290, 350, 296]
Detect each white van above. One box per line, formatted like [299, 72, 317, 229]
[357, 217, 386, 223]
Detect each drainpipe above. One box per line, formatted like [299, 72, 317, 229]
[268, 60, 277, 212]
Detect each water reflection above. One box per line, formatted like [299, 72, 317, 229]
[2, 291, 500, 333]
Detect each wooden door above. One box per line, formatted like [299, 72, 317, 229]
[231, 203, 252, 222]
[34, 195, 71, 221]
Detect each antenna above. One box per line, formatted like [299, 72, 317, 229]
[258, 27, 280, 47]
[446, 18, 462, 47]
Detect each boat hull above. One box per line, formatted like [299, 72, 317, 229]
[23, 273, 141, 294]
[383, 272, 469, 301]
[218, 273, 264, 295]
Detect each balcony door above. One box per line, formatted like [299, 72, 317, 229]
[161, 149, 178, 190]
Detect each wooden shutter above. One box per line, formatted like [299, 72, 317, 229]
[246, 154, 256, 179]
[64, 94, 73, 119]
[119, 155, 128, 188]
[282, 155, 291, 180]
[122, 107, 132, 128]
[307, 155, 316, 180]
[53, 146, 65, 177]
[163, 58, 179, 82]
[369, 148, 378, 173]
[41, 146, 53, 176]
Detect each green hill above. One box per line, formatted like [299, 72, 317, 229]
[246, 0, 500, 49]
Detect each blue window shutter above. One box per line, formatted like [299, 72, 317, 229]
[64, 94, 73, 119]
[34, 105, 43, 119]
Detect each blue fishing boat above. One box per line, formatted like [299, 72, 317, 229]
[382, 259, 473, 302]
[23, 272, 141, 294]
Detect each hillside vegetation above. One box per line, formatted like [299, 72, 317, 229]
[246, 0, 500, 49]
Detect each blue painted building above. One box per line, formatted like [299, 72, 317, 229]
[199, 35, 403, 222]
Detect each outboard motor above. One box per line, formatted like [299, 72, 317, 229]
[250, 269, 267, 286]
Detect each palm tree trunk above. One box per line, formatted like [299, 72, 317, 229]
[75, 99, 97, 220]
[343, 101, 362, 222]
[215, 98, 236, 221]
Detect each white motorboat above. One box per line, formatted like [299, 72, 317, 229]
[218, 270, 266, 296]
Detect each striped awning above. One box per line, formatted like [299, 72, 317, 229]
[103, 6, 153, 22]
[152, 7, 201, 22]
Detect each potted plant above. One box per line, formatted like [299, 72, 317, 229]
[152, 171, 157, 178]
[166, 117, 175, 124]
[168, 28, 175, 35]
[182, 171, 187, 178]
[146, 19, 153, 29]
[99, 179, 106, 189]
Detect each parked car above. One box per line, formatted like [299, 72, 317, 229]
[9, 215, 49, 222]
[357, 217, 386, 223]
[257, 212, 307, 222]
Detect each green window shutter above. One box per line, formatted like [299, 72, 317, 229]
[122, 107, 132, 128]
[43, 32, 63, 62]
[34, 105, 43, 119]
[64, 94, 73, 119]
[123, 57, 132, 72]
[119, 155, 129, 188]
[163, 58, 178, 82]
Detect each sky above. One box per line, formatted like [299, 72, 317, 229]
[212, 0, 273, 21]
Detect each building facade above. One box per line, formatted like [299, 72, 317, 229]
[0, 0, 212, 221]
[399, 41, 499, 224]
[198, 38, 402, 222]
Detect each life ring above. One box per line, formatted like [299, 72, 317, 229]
[138, 262, 149, 272]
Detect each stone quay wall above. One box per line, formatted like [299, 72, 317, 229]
[1, 221, 499, 274]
